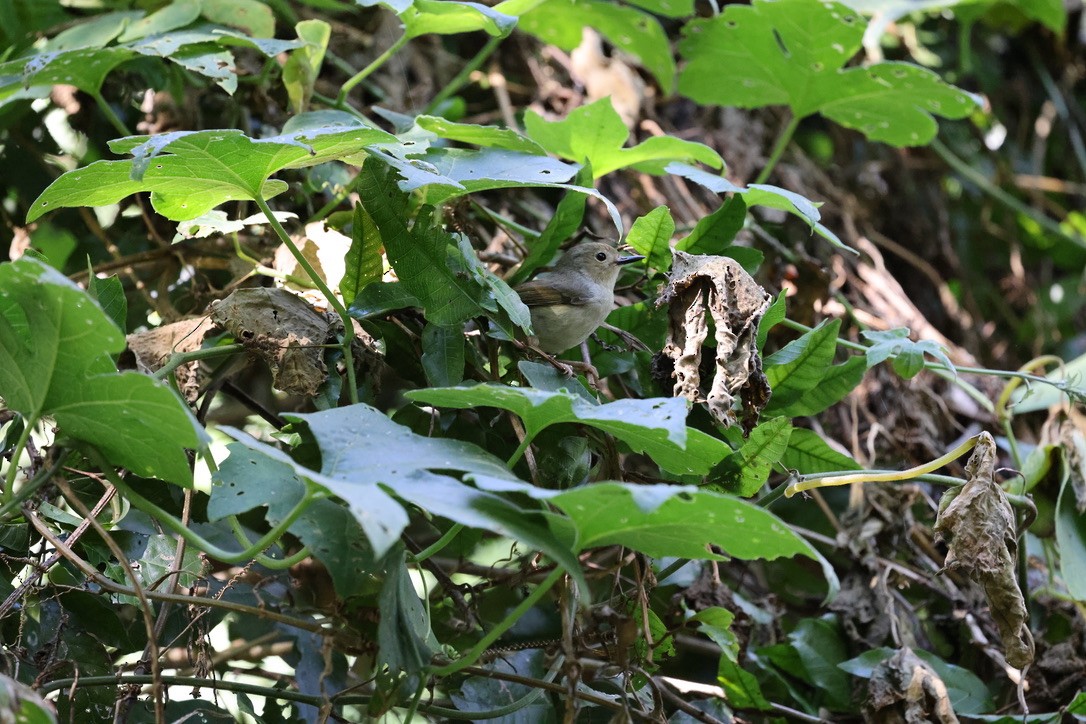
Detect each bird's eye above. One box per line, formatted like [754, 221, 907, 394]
[595, 251, 607, 262]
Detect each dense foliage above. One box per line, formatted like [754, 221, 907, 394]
[1, 0, 1085, 722]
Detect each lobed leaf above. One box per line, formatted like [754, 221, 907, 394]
[677, 0, 981, 146]
[408, 384, 732, 476]
[0, 258, 198, 484]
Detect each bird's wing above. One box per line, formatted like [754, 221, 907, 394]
[514, 274, 596, 307]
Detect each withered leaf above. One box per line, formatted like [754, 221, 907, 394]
[865, 647, 959, 724]
[656, 250, 771, 432]
[125, 317, 214, 403]
[934, 431, 1034, 670]
[210, 287, 338, 396]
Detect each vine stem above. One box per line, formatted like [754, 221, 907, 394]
[336, 34, 410, 106]
[151, 343, 245, 381]
[1, 416, 35, 504]
[430, 566, 564, 676]
[92, 91, 132, 137]
[83, 446, 320, 564]
[754, 112, 800, 185]
[785, 434, 980, 497]
[254, 195, 359, 404]
[0, 447, 69, 520]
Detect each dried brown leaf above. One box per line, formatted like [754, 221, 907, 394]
[656, 250, 770, 432]
[934, 432, 1035, 670]
[865, 647, 960, 724]
[210, 287, 337, 396]
[125, 317, 214, 402]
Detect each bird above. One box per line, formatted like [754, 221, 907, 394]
[514, 242, 644, 354]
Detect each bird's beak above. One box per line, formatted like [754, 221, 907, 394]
[617, 254, 644, 265]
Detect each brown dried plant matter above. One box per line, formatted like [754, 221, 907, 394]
[656, 250, 771, 433]
[865, 647, 960, 724]
[210, 287, 384, 396]
[934, 431, 1035, 670]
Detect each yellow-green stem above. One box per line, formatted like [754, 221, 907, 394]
[336, 34, 409, 106]
[785, 433, 981, 497]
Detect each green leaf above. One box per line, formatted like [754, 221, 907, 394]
[781, 429, 861, 475]
[678, 0, 981, 146]
[519, 0, 676, 92]
[469, 475, 835, 588]
[453, 236, 533, 335]
[625, 0, 694, 17]
[202, 0, 276, 37]
[525, 98, 722, 178]
[718, 655, 771, 710]
[775, 356, 867, 417]
[86, 268, 127, 335]
[378, 549, 436, 675]
[690, 607, 739, 662]
[861, 327, 956, 380]
[29, 113, 396, 222]
[711, 417, 793, 497]
[788, 617, 851, 711]
[408, 385, 731, 476]
[358, 0, 517, 37]
[676, 195, 746, 255]
[625, 205, 674, 273]
[840, 647, 993, 714]
[117, 1, 202, 43]
[421, 324, 466, 387]
[415, 115, 547, 154]
[764, 319, 842, 412]
[218, 402, 587, 589]
[340, 203, 383, 307]
[357, 163, 488, 325]
[283, 19, 330, 114]
[757, 291, 786, 351]
[666, 163, 854, 254]
[508, 164, 592, 286]
[0, 258, 197, 484]
[1056, 449, 1086, 601]
[210, 442, 377, 596]
[348, 281, 421, 319]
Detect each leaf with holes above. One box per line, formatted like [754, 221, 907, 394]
[678, 0, 981, 146]
[28, 112, 396, 222]
[519, 0, 676, 92]
[408, 384, 732, 476]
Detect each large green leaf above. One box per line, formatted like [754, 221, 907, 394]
[677, 0, 981, 146]
[840, 647, 993, 714]
[781, 429, 861, 475]
[0, 258, 197, 484]
[525, 98, 722, 178]
[519, 0, 676, 92]
[222, 403, 588, 591]
[775, 356, 867, 417]
[28, 112, 395, 222]
[407, 384, 732, 476]
[210, 443, 376, 597]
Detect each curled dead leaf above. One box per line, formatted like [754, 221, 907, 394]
[934, 431, 1035, 670]
[656, 250, 771, 432]
[865, 647, 959, 723]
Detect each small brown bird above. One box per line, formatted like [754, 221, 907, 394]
[514, 242, 643, 354]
